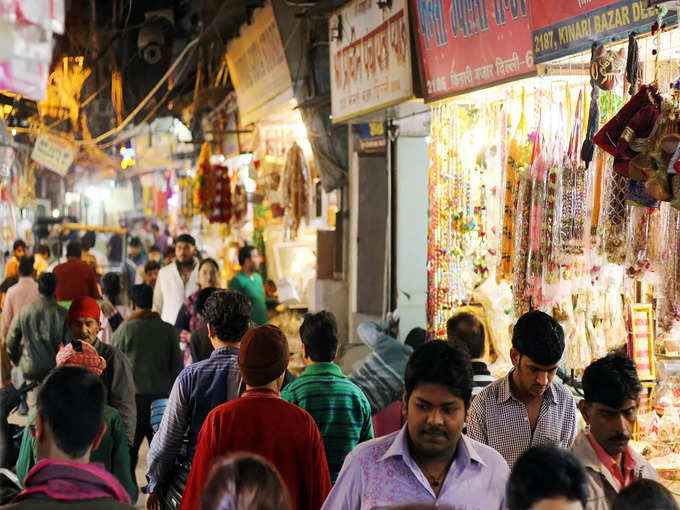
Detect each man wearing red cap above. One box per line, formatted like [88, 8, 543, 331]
[68, 296, 136, 447]
[181, 325, 331, 510]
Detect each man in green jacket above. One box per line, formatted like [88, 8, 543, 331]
[228, 245, 268, 325]
[6, 273, 68, 395]
[5, 366, 134, 509]
[112, 284, 182, 480]
[15, 341, 138, 503]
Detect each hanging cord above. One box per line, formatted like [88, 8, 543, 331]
[626, 32, 639, 96]
[78, 36, 200, 147]
[581, 43, 600, 169]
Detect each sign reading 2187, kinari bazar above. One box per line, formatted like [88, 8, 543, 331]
[530, 0, 677, 64]
[329, 0, 414, 123]
[412, 0, 535, 102]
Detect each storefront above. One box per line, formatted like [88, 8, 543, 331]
[329, 0, 429, 340]
[412, 0, 680, 490]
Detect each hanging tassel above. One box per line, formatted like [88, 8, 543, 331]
[581, 43, 600, 168]
[626, 32, 639, 96]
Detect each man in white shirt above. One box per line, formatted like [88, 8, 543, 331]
[152, 234, 198, 325]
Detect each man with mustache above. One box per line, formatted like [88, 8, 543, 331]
[570, 353, 657, 510]
[322, 341, 509, 509]
[152, 234, 199, 326]
[467, 310, 578, 467]
[68, 296, 137, 447]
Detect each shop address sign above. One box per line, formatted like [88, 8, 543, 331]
[413, 0, 535, 102]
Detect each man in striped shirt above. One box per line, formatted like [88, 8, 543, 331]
[447, 312, 495, 396]
[281, 311, 373, 482]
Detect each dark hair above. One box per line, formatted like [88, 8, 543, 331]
[196, 287, 219, 319]
[107, 234, 123, 262]
[130, 284, 153, 310]
[199, 257, 219, 272]
[176, 234, 196, 246]
[81, 231, 96, 250]
[0, 276, 17, 293]
[238, 245, 256, 266]
[583, 353, 642, 408]
[101, 272, 121, 299]
[36, 244, 50, 257]
[299, 311, 338, 362]
[202, 290, 252, 343]
[38, 272, 57, 297]
[405, 328, 427, 350]
[201, 453, 292, 510]
[507, 445, 589, 510]
[12, 239, 26, 252]
[613, 479, 679, 510]
[164, 246, 175, 260]
[144, 260, 161, 274]
[37, 366, 105, 459]
[447, 312, 486, 357]
[404, 341, 473, 407]
[66, 240, 82, 258]
[18, 256, 35, 277]
[149, 244, 160, 253]
[151, 224, 160, 232]
[512, 310, 565, 366]
[128, 236, 142, 248]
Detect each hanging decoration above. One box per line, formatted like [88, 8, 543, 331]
[193, 142, 212, 216]
[281, 142, 311, 238]
[208, 165, 232, 224]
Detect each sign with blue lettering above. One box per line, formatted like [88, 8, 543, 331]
[530, 0, 677, 64]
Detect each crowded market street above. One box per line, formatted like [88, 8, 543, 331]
[3, 1, 680, 509]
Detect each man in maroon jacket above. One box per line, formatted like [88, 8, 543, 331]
[53, 241, 101, 302]
[180, 325, 331, 510]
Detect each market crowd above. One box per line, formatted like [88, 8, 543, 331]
[0, 230, 676, 510]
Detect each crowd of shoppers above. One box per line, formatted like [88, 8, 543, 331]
[0, 232, 675, 510]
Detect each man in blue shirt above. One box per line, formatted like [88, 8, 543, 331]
[323, 341, 509, 510]
[145, 290, 251, 502]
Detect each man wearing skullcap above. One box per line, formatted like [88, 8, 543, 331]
[15, 340, 138, 502]
[112, 284, 182, 480]
[6, 272, 68, 409]
[181, 325, 331, 510]
[68, 296, 136, 447]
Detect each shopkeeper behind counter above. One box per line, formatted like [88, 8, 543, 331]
[228, 245, 269, 325]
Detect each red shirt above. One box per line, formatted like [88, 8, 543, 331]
[53, 258, 101, 302]
[587, 433, 636, 491]
[181, 388, 331, 510]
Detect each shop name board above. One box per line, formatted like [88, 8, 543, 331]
[31, 132, 75, 176]
[413, 0, 535, 102]
[226, 3, 294, 126]
[530, 0, 677, 63]
[330, 0, 414, 123]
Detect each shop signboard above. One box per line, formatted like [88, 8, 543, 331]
[530, 0, 677, 64]
[30, 131, 75, 176]
[357, 123, 387, 152]
[329, 0, 414, 123]
[412, 0, 535, 102]
[226, 2, 294, 126]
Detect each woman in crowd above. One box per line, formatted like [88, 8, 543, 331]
[175, 257, 220, 362]
[200, 453, 291, 510]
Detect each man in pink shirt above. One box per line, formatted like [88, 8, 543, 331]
[1, 256, 38, 340]
[0, 256, 38, 390]
[570, 353, 657, 510]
